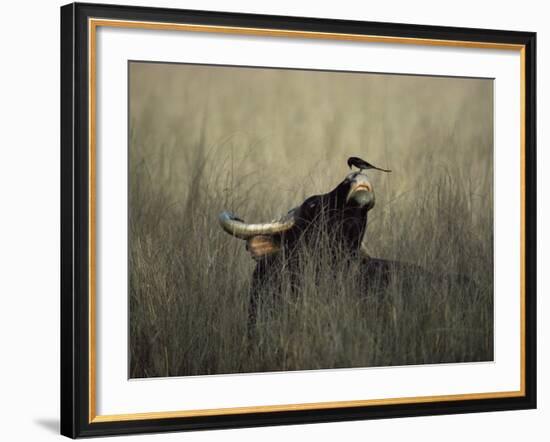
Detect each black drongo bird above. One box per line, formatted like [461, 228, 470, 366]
[347, 156, 391, 173]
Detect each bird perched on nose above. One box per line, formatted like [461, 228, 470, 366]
[347, 156, 391, 173]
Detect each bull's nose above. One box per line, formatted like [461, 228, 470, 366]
[352, 183, 372, 193]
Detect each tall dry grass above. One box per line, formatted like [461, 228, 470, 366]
[128, 62, 493, 377]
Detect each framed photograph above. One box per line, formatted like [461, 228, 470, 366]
[60, 2, 536, 438]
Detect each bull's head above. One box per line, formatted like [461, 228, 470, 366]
[219, 169, 378, 260]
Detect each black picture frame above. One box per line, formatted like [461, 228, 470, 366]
[61, 2, 537, 438]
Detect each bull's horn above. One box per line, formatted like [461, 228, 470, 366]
[218, 210, 296, 239]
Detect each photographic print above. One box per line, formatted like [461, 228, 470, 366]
[128, 62, 494, 378]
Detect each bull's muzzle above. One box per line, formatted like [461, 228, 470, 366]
[346, 177, 375, 210]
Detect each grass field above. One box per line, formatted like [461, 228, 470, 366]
[128, 62, 494, 378]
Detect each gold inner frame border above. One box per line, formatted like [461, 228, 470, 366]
[87, 17, 527, 424]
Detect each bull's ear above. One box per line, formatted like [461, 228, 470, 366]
[246, 235, 281, 260]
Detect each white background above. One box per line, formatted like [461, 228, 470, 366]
[0, 0, 546, 440]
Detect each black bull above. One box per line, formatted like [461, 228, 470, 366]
[219, 171, 475, 331]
